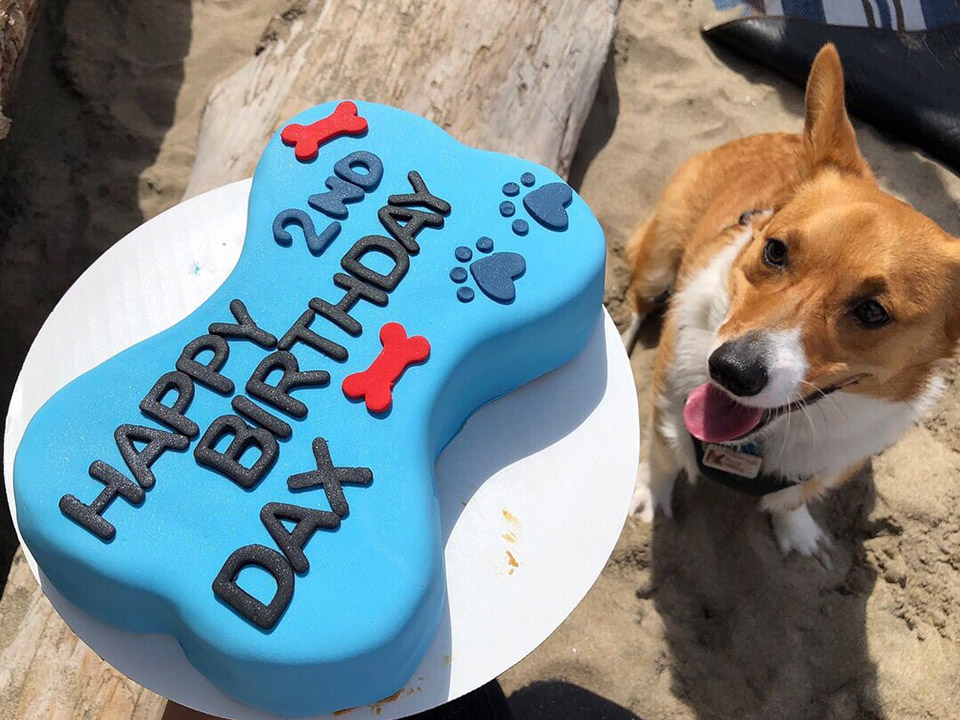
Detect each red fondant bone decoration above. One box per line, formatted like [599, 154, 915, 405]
[342, 322, 431, 413]
[280, 101, 368, 162]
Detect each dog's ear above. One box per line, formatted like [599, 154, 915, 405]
[801, 44, 872, 179]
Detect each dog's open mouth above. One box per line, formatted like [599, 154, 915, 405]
[683, 376, 864, 444]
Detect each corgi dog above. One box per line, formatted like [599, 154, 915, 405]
[622, 45, 959, 559]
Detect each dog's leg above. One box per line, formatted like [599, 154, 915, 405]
[630, 296, 687, 521]
[630, 424, 680, 522]
[622, 215, 677, 355]
[761, 480, 832, 565]
[621, 312, 646, 354]
[768, 504, 829, 559]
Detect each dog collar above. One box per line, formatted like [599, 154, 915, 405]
[692, 437, 802, 497]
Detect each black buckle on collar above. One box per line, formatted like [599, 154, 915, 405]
[693, 439, 801, 497]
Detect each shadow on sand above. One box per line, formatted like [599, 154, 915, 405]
[509, 680, 644, 720]
[649, 466, 886, 719]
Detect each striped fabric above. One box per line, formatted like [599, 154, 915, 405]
[713, 0, 960, 30]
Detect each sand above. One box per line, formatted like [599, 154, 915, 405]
[1, 1, 958, 718]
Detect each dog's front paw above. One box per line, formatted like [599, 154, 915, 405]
[770, 505, 832, 567]
[629, 460, 674, 522]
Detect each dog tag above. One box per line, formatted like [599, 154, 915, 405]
[702, 444, 762, 479]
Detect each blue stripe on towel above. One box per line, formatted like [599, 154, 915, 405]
[874, 0, 893, 29]
[713, 0, 960, 28]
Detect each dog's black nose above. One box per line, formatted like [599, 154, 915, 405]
[709, 336, 768, 397]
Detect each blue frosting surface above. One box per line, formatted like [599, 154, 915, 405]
[13, 101, 605, 716]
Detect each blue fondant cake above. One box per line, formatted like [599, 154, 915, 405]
[13, 101, 605, 716]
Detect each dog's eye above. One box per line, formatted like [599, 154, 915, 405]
[762, 238, 788, 267]
[853, 300, 890, 328]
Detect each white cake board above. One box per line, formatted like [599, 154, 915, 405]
[4, 180, 639, 720]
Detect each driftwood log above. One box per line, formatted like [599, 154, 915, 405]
[3, 1, 616, 718]
[185, 0, 618, 197]
[0, 0, 40, 139]
[0, 553, 166, 719]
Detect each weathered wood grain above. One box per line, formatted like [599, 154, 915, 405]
[0, 549, 166, 719]
[185, 0, 618, 196]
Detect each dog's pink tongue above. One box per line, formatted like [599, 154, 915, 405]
[683, 383, 764, 443]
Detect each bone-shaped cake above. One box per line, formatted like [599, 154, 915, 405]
[13, 101, 605, 716]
